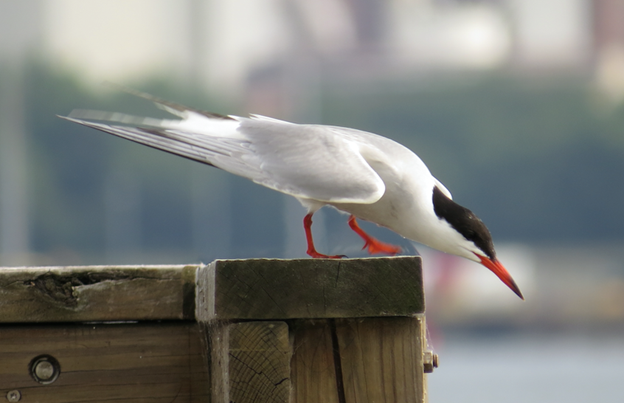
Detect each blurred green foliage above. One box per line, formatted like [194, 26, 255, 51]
[10, 63, 624, 263]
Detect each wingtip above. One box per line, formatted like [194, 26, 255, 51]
[57, 114, 79, 122]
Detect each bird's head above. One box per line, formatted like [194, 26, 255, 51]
[432, 186, 524, 299]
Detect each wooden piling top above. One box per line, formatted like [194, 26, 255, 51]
[0, 257, 423, 323]
[197, 257, 424, 321]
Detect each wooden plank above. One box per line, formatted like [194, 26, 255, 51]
[335, 316, 426, 403]
[196, 257, 423, 321]
[290, 321, 341, 403]
[0, 265, 199, 322]
[203, 322, 227, 403]
[228, 322, 291, 403]
[0, 322, 209, 402]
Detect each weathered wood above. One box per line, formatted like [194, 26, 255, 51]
[290, 321, 341, 403]
[0, 258, 430, 401]
[336, 316, 426, 403]
[0, 258, 424, 323]
[229, 322, 291, 403]
[0, 265, 199, 322]
[0, 322, 209, 402]
[196, 257, 424, 321]
[205, 322, 228, 403]
[288, 317, 427, 403]
[203, 321, 292, 403]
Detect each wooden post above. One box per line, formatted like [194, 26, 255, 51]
[195, 257, 427, 403]
[0, 257, 431, 402]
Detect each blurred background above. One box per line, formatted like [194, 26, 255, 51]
[1, 0, 623, 401]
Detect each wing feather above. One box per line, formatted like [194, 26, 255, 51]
[61, 102, 387, 204]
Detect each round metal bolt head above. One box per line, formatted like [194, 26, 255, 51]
[6, 390, 21, 402]
[34, 360, 55, 380]
[29, 355, 61, 384]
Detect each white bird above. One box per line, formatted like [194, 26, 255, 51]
[60, 87, 523, 299]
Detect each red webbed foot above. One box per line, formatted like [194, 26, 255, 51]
[348, 215, 402, 256]
[361, 238, 402, 255]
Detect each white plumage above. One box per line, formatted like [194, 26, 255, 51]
[61, 87, 523, 299]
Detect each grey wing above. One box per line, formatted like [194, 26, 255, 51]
[60, 113, 386, 204]
[59, 115, 263, 180]
[236, 119, 386, 203]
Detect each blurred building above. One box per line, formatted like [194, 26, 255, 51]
[592, 0, 624, 102]
[4, 0, 608, 95]
[0, 0, 617, 108]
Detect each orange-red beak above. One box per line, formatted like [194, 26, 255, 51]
[475, 254, 524, 300]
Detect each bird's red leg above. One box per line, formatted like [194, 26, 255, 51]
[304, 213, 345, 259]
[347, 215, 401, 255]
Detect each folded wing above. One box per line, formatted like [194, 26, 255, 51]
[61, 98, 386, 204]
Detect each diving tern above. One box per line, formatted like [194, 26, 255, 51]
[60, 87, 523, 299]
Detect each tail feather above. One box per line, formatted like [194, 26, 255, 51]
[58, 115, 217, 166]
[102, 82, 233, 121]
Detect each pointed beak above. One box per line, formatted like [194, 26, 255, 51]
[475, 254, 524, 300]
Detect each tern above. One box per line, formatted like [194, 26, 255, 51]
[60, 87, 523, 299]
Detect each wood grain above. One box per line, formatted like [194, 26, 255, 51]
[0, 322, 209, 402]
[1, 259, 428, 402]
[289, 317, 427, 403]
[336, 316, 426, 403]
[228, 322, 291, 403]
[290, 321, 341, 403]
[0, 265, 199, 323]
[196, 257, 424, 321]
